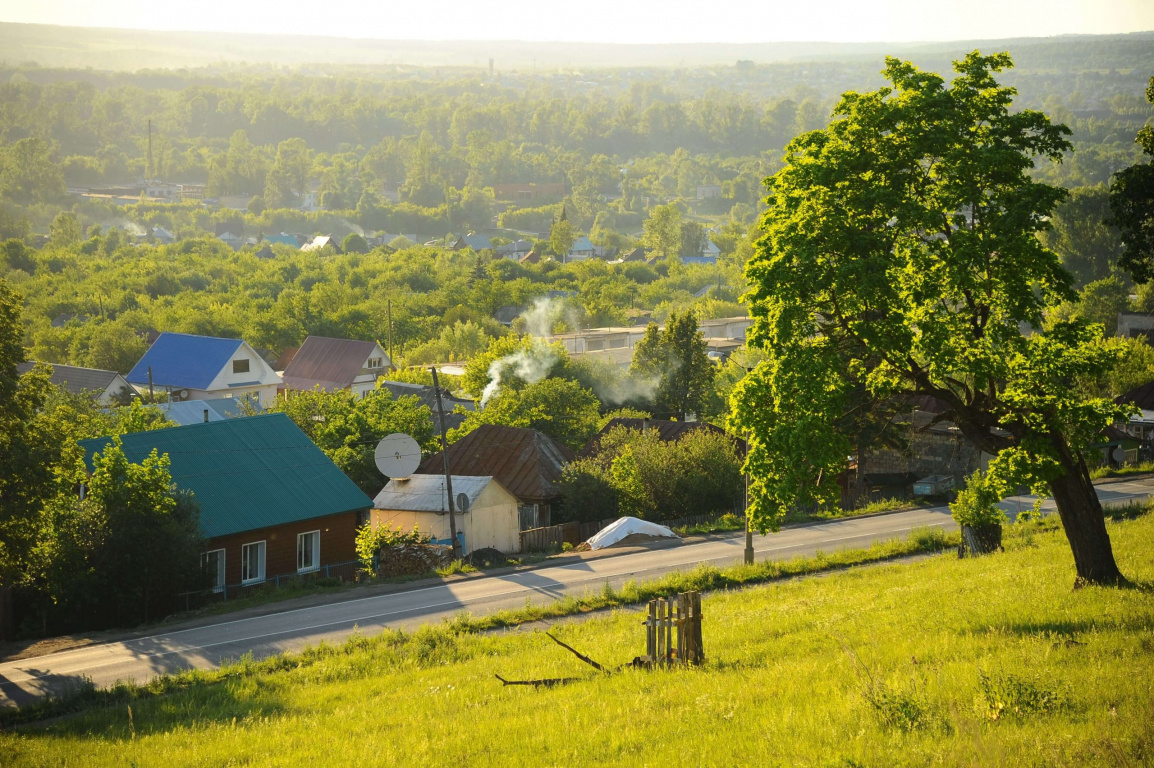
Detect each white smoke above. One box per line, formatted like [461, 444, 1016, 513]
[480, 339, 560, 407]
[517, 296, 582, 337]
[340, 218, 366, 237]
[107, 219, 146, 236]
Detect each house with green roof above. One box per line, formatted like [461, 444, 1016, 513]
[80, 414, 372, 591]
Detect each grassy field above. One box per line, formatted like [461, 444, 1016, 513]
[1, 514, 1152, 766]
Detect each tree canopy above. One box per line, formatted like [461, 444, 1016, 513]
[733, 52, 1128, 586]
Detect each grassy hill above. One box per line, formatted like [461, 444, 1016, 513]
[1, 512, 1152, 766]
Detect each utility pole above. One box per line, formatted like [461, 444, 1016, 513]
[430, 367, 462, 559]
[147, 365, 154, 402]
[147, 119, 153, 179]
[387, 298, 394, 365]
[744, 432, 754, 566]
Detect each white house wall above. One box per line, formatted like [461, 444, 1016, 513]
[205, 341, 283, 408]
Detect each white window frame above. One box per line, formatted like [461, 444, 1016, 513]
[241, 540, 266, 585]
[297, 530, 320, 574]
[202, 548, 226, 593]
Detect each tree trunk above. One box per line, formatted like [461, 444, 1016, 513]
[1048, 434, 1125, 587]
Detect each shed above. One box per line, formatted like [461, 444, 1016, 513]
[417, 424, 574, 528]
[372, 475, 521, 555]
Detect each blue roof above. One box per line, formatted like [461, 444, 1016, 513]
[680, 255, 718, 266]
[264, 233, 299, 246]
[156, 398, 251, 426]
[127, 333, 243, 389]
[571, 236, 594, 252]
[79, 414, 372, 539]
[460, 233, 492, 250]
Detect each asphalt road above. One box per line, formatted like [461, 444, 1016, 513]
[2, 475, 1151, 707]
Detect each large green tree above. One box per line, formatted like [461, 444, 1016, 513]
[631, 311, 715, 420]
[733, 52, 1128, 586]
[1042, 184, 1124, 287]
[1109, 76, 1154, 283]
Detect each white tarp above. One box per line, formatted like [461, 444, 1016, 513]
[585, 516, 680, 550]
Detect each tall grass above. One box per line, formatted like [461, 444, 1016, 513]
[2, 512, 1151, 766]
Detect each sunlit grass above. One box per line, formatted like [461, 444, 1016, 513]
[1, 511, 1151, 766]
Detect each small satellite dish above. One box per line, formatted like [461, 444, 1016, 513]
[455, 492, 470, 513]
[1112, 446, 1127, 464]
[374, 433, 421, 478]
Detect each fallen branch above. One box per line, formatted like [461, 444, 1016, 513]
[545, 631, 611, 674]
[494, 674, 580, 688]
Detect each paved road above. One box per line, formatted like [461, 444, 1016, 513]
[2, 475, 1151, 707]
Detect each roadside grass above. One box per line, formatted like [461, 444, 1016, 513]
[1089, 461, 1154, 480]
[676, 497, 923, 535]
[1, 505, 1151, 766]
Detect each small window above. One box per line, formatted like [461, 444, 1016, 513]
[202, 549, 225, 593]
[367, 357, 382, 369]
[297, 530, 320, 573]
[241, 541, 266, 584]
[232, 359, 250, 374]
[609, 338, 625, 349]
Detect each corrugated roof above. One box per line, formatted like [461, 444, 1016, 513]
[79, 413, 372, 539]
[580, 418, 733, 458]
[156, 397, 249, 426]
[418, 424, 573, 503]
[16, 362, 123, 396]
[282, 336, 382, 392]
[378, 381, 474, 431]
[1118, 381, 1154, 411]
[373, 474, 497, 512]
[126, 332, 243, 390]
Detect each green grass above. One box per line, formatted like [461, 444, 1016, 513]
[676, 497, 923, 535]
[1089, 461, 1154, 480]
[2, 511, 1152, 766]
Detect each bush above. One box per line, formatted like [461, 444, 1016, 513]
[355, 523, 430, 571]
[949, 471, 1006, 528]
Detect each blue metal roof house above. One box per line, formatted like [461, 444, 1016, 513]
[80, 414, 373, 590]
[127, 332, 283, 408]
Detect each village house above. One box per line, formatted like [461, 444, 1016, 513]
[376, 380, 476, 432]
[280, 336, 394, 397]
[371, 474, 521, 555]
[416, 424, 574, 530]
[80, 414, 373, 592]
[16, 362, 133, 405]
[127, 332, 283, 408]
[451, 232, 493, 251]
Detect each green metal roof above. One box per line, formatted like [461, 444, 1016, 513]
[80, 413, 372, 539]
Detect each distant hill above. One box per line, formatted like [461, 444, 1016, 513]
[1, 22, 1152, 72]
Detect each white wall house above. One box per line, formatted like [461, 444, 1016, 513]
[127, 332, 282, 408]
[372, 475, 521, 555]
[281, 336, 394, 397]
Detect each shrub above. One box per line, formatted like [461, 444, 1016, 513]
[950, 471, 1006, 528]
[355, 523, 430, 571]
[975, 670, 1068, 720]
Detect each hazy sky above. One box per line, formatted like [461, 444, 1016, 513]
[1, 0, 1151, 44]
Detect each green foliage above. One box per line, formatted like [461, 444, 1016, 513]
[561, 424, 742, 522]
[975, 670, 1068, 721]
[1041, 184, 1124, 288]
[340, 233, 368, 254]
[1109, 76, 1154, 283]
[264, 387, 435, 492]
[630, 310, 715, 419]
[641, 203, 682, 260]
[355, 523, 430, 571]
[33, 439, 206, 631]
[49, 211, 81, 247]
[733, 52, 1128, 585]
[452, 378, 601, 451]
[548, 218, 576, 258]
[950, 472, 1007, 528]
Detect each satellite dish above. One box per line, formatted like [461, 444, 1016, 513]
[374, 433, 421, 478]
[1112, 446, 1127, 464]
[456, 492, 470, 513]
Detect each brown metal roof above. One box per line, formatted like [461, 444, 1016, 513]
[417, 424, 574, 503]
[281, 336, 383, 391]
[580, 418, 732, 457]
[1118, 380, 1154, 411]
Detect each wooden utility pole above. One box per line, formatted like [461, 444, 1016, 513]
[430, 367, 462, 558]
[387, 298, 394, 364]
[744, 430, 754, 565]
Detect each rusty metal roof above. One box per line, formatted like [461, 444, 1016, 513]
[1118, 380, 1154, 411]
[417, 424, 574, 503]
[281, 336, 385, 391]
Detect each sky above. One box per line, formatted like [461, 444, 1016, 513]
[0, 0, 1151, 44]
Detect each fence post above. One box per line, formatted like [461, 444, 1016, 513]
[646, 600, 656, 661]
[692, 591, 704, 663]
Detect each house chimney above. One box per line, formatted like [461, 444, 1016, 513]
[203, 409, 209, 423]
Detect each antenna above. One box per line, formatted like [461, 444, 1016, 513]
[374, 433, 421, 479]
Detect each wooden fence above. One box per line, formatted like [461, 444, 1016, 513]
[643, 591, 704, 667]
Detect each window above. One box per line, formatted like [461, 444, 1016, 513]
[586, 339, 605, 351]
[202, 549, 225, 592]
[609, 338, 625, 349]
[367, 357, 382, 369]
[241, 541, 266, 584]
[297, 530, 320, 573]
[232, 359, 250, 374]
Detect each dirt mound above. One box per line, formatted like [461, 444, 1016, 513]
[376, 544, 454, 578]
[468, 547, 509, 568]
